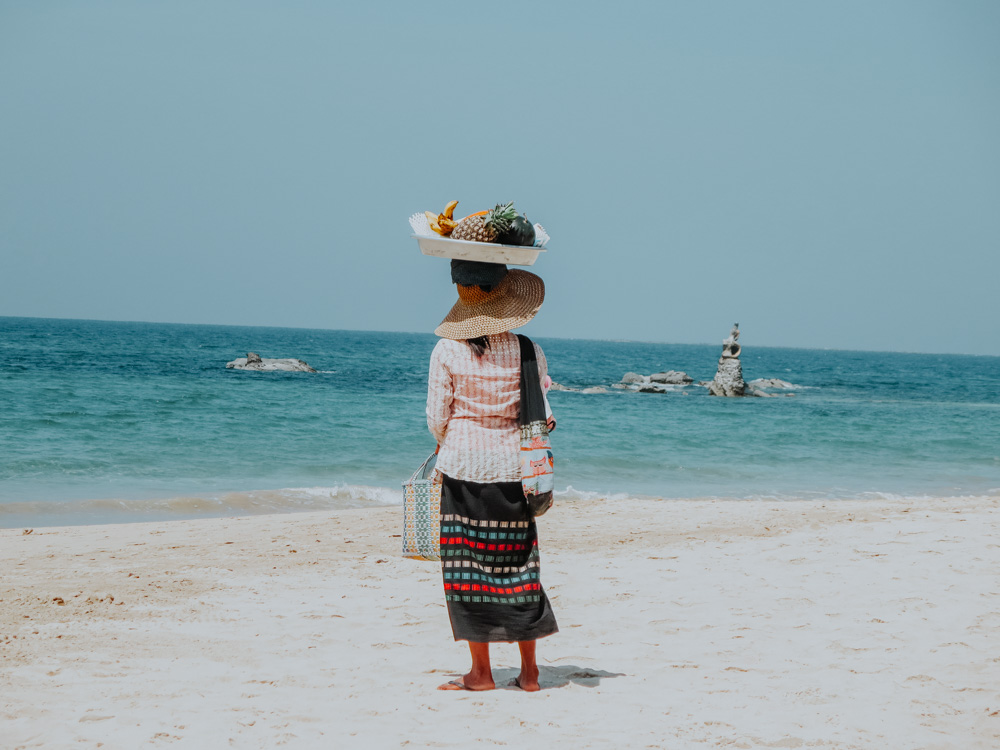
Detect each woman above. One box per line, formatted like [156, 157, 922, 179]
[426, 261, 558, 692]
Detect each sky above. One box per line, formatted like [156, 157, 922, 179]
[1, 1, 998, 355]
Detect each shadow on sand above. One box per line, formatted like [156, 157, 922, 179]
[492, 665, 624, 690]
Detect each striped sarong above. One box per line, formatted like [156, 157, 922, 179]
[439, 474, 558, 643]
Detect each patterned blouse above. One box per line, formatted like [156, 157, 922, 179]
[427, 332, 550, 483]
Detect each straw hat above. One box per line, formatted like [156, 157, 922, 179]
[435, 269, 545, 340]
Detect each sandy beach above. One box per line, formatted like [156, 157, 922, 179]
[1, 495, 997, 749]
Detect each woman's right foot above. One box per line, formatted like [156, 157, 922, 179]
[438, 672, 495, 691]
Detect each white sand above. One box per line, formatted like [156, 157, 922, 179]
[1, 495, 998, 749]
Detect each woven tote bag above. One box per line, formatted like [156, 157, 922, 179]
[401, 452, 442, 561]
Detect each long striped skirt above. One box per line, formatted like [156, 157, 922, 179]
[439, 474, 558, 643]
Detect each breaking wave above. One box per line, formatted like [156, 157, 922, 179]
[0, 484, 400, 528]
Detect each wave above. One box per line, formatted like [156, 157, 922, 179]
[554, 485, 660, 503]
[3, 482, 997, 529]
[0, 484, 400, 528]
[0, 484, 633, 527]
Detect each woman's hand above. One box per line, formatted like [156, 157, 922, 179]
[546, 416, 556, 432]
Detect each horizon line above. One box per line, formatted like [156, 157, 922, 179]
[1, 313, 995, 359]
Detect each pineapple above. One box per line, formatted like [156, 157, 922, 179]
[452, 202, 517, 243]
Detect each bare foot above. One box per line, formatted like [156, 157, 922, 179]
[438, 673, 495, 691]
[510, 673, 540, 692]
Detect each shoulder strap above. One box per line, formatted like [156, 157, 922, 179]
[516, 333, 537, 363]
[516, 334, 545, 426]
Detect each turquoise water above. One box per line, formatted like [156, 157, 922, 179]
[1, 316, 998, 527]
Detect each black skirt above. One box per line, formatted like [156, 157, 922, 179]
[440, 474, 558, 643]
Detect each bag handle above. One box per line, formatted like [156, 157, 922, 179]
[406, 452, 439, 484]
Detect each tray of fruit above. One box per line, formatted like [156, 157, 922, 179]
[409, 200, 549, 266]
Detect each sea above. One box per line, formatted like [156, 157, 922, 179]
[1, 316, 998, 528]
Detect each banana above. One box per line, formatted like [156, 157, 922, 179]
[424, 210, 444, 235]
[426, 201, 460, 236]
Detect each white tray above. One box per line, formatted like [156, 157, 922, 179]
[408, 211, 549, 266]
[412, 235, 546, 266]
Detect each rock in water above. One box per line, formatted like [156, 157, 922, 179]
[226, 353, 317, 373]
[638, 383, 672, 393]
[710, 358, 745, 396]
[748, 378, 796, 390]
[617, 370, 692, 393]
[708, 323, 747, 397]
[649, 370, 693, 384]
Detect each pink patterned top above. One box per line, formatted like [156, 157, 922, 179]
[426, 332, 550, 483]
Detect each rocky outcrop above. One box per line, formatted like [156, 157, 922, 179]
[708, 324, 747, 397]
[226, 352, 317, 373]
[547, 382, 609, 395]
[616, 369, 694, 393]
[709, 359, 745, 396]
[650, 370, 694, 384]
[706, 326, 800, 397]
[638, 383, 673, 393]
[607, 329, 801, 398]
[748, 378, 797, 390]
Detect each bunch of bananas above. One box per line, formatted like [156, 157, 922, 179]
[424, 200, 459, 236]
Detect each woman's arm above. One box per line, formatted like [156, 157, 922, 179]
[426, 340, 454, 444]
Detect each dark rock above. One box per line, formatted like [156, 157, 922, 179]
[638, 383, 670, 393]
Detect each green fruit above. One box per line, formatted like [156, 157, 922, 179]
[500, 215, 536, 246]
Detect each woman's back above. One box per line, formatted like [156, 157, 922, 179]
[427, 332, 547, 484]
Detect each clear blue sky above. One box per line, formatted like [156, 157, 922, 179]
[1, 1, 998, 354]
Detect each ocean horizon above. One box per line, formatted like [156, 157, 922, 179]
[9, 313, 996, 357]
[2, 315, 998, 528]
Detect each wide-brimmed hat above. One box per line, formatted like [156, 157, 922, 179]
[435, 269, 545, 340]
